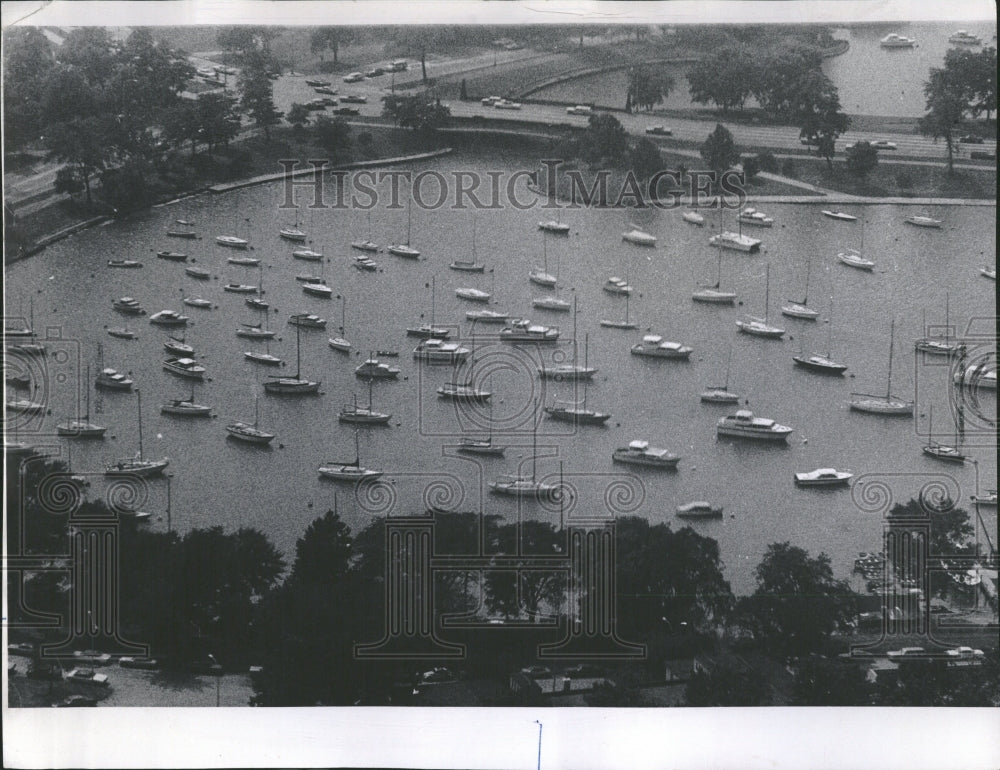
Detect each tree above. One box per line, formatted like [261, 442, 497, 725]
[684, 657, 771, 706]
[483, 521, 564, 619]
[578, 113, 629, 167]
[740, 542, 859, 658]
[239, 54, 283, 141]
[2, 27, 55, 151]
[972, 47, 997, 121]
[162, 101, 202, 155]
[752, 41, 823, 120]
[628, 138, 665, 181]
[217, 26, 280, 61]
[687, 44, 754, 113]
[627, 65, 675, 112]
[872, 655, 1000, 707]
[193, 92, 240, 157]
[46, 116, 109, 204]
[742, 154, 760, 181]
[288, 509, 353, 587]
[310, 27, 351, 65]
[791, 69, 850, 168]
[286, 103, 311, 135]
[314, 116, 352, 162]
[920, 63, 970, 173]
[884, 499, 976, 597]
[53, 166, 85, 199]
[791, 656, 872, 706]
[381, 94, 450, 138]
[845, 141, 879, 179]
[699, 123, 740, 178]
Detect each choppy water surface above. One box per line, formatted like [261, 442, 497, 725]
[6, 153, 996, 593]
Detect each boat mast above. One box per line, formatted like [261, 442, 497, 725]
[405, 193, 412, 246]
[763, 263, 770, 322]
[531, 399, 538, 482]
[84, 364, 91, 420]
[723, 345, 732, 391]
[136, 389, 144, 460]
[886, 318, 896, 400]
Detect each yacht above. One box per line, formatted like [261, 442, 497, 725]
[612, 440, 680, 468]
[387, 243, 420, 258]
[949, 30, 982, 45]
[318, 430, 382, 481]
[737, 207, 773, 227]
[149, 310, 189, 326]
[236, 323, 276, 339]
[163, 357, 206, 380]
[355, 358, 401, 379]
[226, 396, 274, 445]
[244, 350, 282, 366]
[156, 250, 188, 262]
[794, 468, 853, 486]
[107, 327, 136, 339]
[351, 240, 378, 253]
[354, 255, 378, 271]
[302, 281, 333, 298]
[216, 235, 249, 249]
[227, 255, 260, 266]
[438, 382, 491, 401]
[737, 264, 785, 338]
[466, 309, 508, 324]
[837, 249, 874, 271]
[292, 249, 323, 261]
[544, 398, 610, 425]
[183, 297, 212, 309]
[532, 296, 571, 312]
[603, 277, 632, 295]
[500, 319, 560, 343]
[449, 260, 485, 272]
[455, 288, 491, 303]
[105, 390, 168, 476]
[279, 227, 307, 242]
[95, 367, 133, 391]
[880, 33, 916, 48]
[622, 228, 656, 247]
[904, 215, 942, 228]
[113, 297, 145, 315]
[676, 501, 723, 519]
[631, 334, 692, 360]
[538, 220, 570, 234]
[161, 395, 212, 417]
[716, 410, 793, 441]
[850, 319, 914, 415]
[108, 259, 143, 268]
[413, 339, 471, 364]
[709, 231, 761, 253]
[246, 297, 268, 311]
[792, 353, 847, 375]
[223, 283, 258, 294]
[339, 390, 391, 424]
[682, 211, 705, 226]
[822, 210, 857, 221]
[288, 313, 326, 329]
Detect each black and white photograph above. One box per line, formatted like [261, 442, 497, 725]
[3, 0, 998, 767]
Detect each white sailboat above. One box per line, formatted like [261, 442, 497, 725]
[915, 293, 965, 356]
[328, 295, 352, 352]
[922, 404, 967, 463]
[528, 232, 558, 287]
[387, 192, 420, 258]
[264, 324, 320, 394]
[226, 394, 275, 444]
[56, 365, 107, 437]
[458, 399, 505, 455]
[339, 378, 391, 424]
[600, 254, 638, 328]
[538, 303, 597, 380]
[406, 276, 449, 338]
[700, 346, 741, 403]
[693, 224, 737, 304]
[736, 263, 785, 339]
[318, 428, 383, 480]
[489, 403, 556, 497]
[781, 256, 819, 320]
[850, 318, 913, 415]
[792, 286, 848, 374]
[838, 220, 874, 270]
[105, 390, 169, 476]
[352, 209, 379, 252]
[161, 382, 213, 417]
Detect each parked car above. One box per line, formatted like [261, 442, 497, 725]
[65, 668, 109, 686]
[320, 97, 339, 106]
[314, 86, 337, 95]
[8, 642, 35, 657]
[342, 72, 364, 83]
[645, 125, 673, 136]
[306, 98, 328, 110]
[365, 67, 385, 78]
[119, 656, 160, 670]
[566, 105, 594, 116]
[521, 665, 552, 678]
[799, 135, 819, 146]
[333, 107, 360, 116]
[959, 134, 985, 144]
[946, 646, 985, 659]
[481, 95, 502, 106]
[417, 666, 455, 684]
[73, 650, 112, 666]
[305, 78, 332, 87]
[340, 94, 368, 104]
[495, 99, 522, 110]
[886, 646, 926, 660]
[870, 140, 898, 150]
[53, 695, 99, 707]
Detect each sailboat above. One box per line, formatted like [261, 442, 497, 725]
[736, 263, 785, 338]
[244, 336, 283, 366]
[318, 428, 383, 480]
[264, 324, 320, 394]
[57, 365, 107, 437]
[352, 209, 379, 252]
[538, 209, 570, 234]
[915, 293, 965, 356]
[339, 378, 391, 424]
[528, 232, 558, 287]
[793, 286, 848, 374]
[458, 400, 505, 455]
[781, 256, 819, 319]
[278, 208, 307, 241]
[8, 299, 45, 356]
[693, 215, 736, 304]
[226, 394, 275, 444]
[489, 402, 557, 496]
[600, 255, 639, 328]
[438, 328, 491, 401]
[850, 318, 913, 415]
[538, 304, 597, 380]
[838, 220, 874, 270]
[105, 390, 169, 476]
[328, 296, 352, 352]
[544, 375, 610, 425]
[302, 258, 333, 298]
[450, 219, 486, 271]
[246, 265, 269, 311]
[700, 345, 741, 403]
[387, 191, 420, 258]
[406, 276, 449, 338]
[161, 382, 213, 417]
[236, 299, 276, 339]
[217, 214, 249, 249]
[922, 405, 966, 463]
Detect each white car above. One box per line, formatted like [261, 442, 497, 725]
[65, 668, 109, 686]
[481, 96, 502, 106]
[342, 72, 364, 83]
[871, 140, 898, 150]
[566, 105, 594, 116]
[645, 125, 672, 136]
[495, 99, 522, 110]
[946, 646, 985, 659]
[886, 646, 926, 660]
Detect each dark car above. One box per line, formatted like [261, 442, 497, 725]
[365, 67, 385, 78]
[340, 94, 368, 104]
[959, 134, 985, 144]
[314, 86, 337, 95]
[306, 99, 328, 110]
[119, 656, 160, 671]
[8, 642, 35, 657]
[54, 695, 99, 707]
[333, 107, 360, 116]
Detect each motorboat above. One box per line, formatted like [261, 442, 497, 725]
[822, 210, 857, 221]
[244, 350, 282, 366]
[216, 235, 249, 249]
[837, 249, 874, 271]
[413, 339, 471, 364]
[185, 266, 211, 279]
[709, 232, 761, 253]
[95, 367, 133, 391]
[970, 490, 997, 506]
[622, 228, 656, 247]
[603, 277, 632, 295]
[387, 243, 420, 258]
[288, 313, 326, 328]
[163, 337, 194, 355]
[904, 215, 942, 228]
[113, 297, 145, 315]
[163, 357, 206, 380]
[455, 288, 491, 303]
[438, 382, 491, 401]
[544, 399, 609, 425]
[676, 501, 723, 518]
[612, 440, 680, 468]
[466, 309, 508, 324]
[161, 398, 212, 417]
[279, 227, 307, 242]
[794, 468, 853, 486]
[227, 256, 260, 266]
[236, 323, 275, 339]
[149, 310, 189, 326]
[538, 220, 570, 234]
[716, 410, 793, 441]
[302, 281, 333, 298]
[949, 30, 982, 45]
[682, 211, 705, 226]
[406, 323, 450, 338]
[354, 256, 378, 271]
[6, 398, 45, 415]
[449, 260, 485, 272]
[351, 241, 378, 253]
[292, 249, 323, 261]
[156, 250, 188, 262]
[532, 296, 571, 312]
[182, 297, 213, 309]
[500, 319, 560, 343]
[246, 297, 268, 311]
[355, 358, 400, 379]
[737, 207, 773, 227]
[108, 259, 142, 268]
[167, 229, 197, 239]
[880, 33, 916, 48]
[223, 283, 258, 294]
[630, 334, 692, 359]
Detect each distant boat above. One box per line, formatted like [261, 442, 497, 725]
[701, 346, 741, 403]
[226, 396, 275, 445]
[216, 235, 249, 249]
[949, 30, 982, 45]
[105, 390, 169, 476]
[466, 309, 508, 324]
[166, 229, 197, 239]
[532, 296, 570, 312]
[318, 429, 383, 481]
[339, 380, 391, 424]
[156, 250, 188, 262]
[717, 409, 793, 441]
[236, 322, 275, 339]
[676, 501, 723, 519]
[354, 255, 378, 271]
[95, 366, 133, 391]
[921, 405, 966, 464]
[693, 232, 736, 305]
[46, 376, 96, 432]
[149, 310, 189, 326]
[837, 249, 874, 271]
[263, 325, 320, 394]
[292, 249, 323, 261]
[406, 277, 448, 337]
[161, 384, 212, 417]
[850, 319, 914, 415]
[915, 293, 965, 356]
[288, 313, 326, 329]
[413, 338, 471, 364]
[303, 281, 333, 298]
[6, 397, 45, 415]
[793, 288, 848, 375]
[613, 440, 680, 469]
[529, 232, 558, 286]
[500, 318, 560, 343]
[953, 363, 997, 390]
[107, 326, 136, 339]
[455, 287, 491, 303]
[904, 215, 942, 228]
[490, 404, 557, 497]
[780, 257, 819, 320]
[538, 218, 570, 234]
[163, 336, 194, 356]
[223, 283, 258, 294]
[709, 231, 761, 253]
[108, 259, 143, 268]
[279, 227, 307, 242]
[736, 264, 785, 339]
[601, 257, 639, 328]
[682, 210, 705, 226]
[880, 33, 916, 48]
[328, 296, 352, 353]
[539, 320, 597, 379]
[163, 357, 206, 380]
[355, 357, 400, 379]
[631, 334, 692, 359]
[794, 468, 853, 486]
[822, 210, 857, 221]
[603, 277, 632, 295]
[244, 349, 282, 366]
[388, 192, 420, 257]
[622, 228, 656, 247]
[970, 490, 997, 506]
[737, 207, 773, 228]
[185, 266, 211, 279]
[438, 381, 491, 401]
[450, 260, 485, 272]
[981, 266, 996, 280]
[182, 297, 212, 309]
[352, 209, 379, 252]
[113, 297, 144, 315]
[227, 255, 260, 266]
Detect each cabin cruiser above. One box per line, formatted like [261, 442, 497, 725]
[737, 208, 773, 227]
[279, 227, 307, 242]
[216, 235, 249, 249]
[622, 229, 656, 247]
[716, 410, 793, 441]
[709, 232, 761, 253]
[794, 468, 853, 486]
[455, 288, 491, 303]
[288, 313, 326, 329]
[880, 33, 916, 48]
[631, 334, 692, 359]
[292, 249, 323, 261]
[95, 368, 133, 391]
[355, 358, 400, 379]
[413, 339, 471, 364]
[163, 357, 206, 379]
[149, 310, 189, 326]
[676, 501, 723, 518]
[612, 440, 680, 468]
[500, 319, 560, 343]
[161, 398, 212, 417]
[466, 309, 508, 324]
[532, 296, 571, 312]
[113, 297, 144, 315]
[603, 277, 632, 295]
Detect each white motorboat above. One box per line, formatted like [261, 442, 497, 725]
[949, 30, 982, 45]
[682, 211, 705, 226]
[717, 410, 793, 441]
[794, 468, 853, 486]
[603, 277, 632, 295]
[355, 358, 400, 379]
[880, 33, 916, 48]
[538, 220, 570, 234]
[413, 339, 471, 364]
[95, 367, 133, 391]
[183, 297, 212, 309]
[613, 440, 680, 468]
[288, 313, 326, 328]
[904, 215, 942, 228]
[351, 240, 378, 253]
[292, 249, 323, 261]
[532, 296, 571, 312]
[466, 309, 508, 324]
[113, 297, 144, 315]
[676, 501, 723, 519]
[709, 231, 761, 253]
[738, 207, 773, 227]
[227, 256, 260, 266]
[631, 334, 692, 359]
[455, 288, 491, 303]
[163, 357, 205, 380]
[500, 319, 560, 343]
[236, 323, 275, 339]
[622, 228, 656, 246]
[970, 490, 997, 506]
[149, 310, 189, 326]
[108, 259, 143, 268]
[822, 210, 857, 221]
[850, 319, 914, 415]
[216, 235, 249, 249]
[105, 391, 168, 476]
[354, 256, 378, 271]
